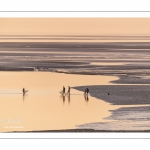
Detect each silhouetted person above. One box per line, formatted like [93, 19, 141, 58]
[63, 86, 65, 95]
[86, 88, 89, 95]
[22, 88, 25, 95]
[67, 86, 71, 94]
[84, 88, 87, 95]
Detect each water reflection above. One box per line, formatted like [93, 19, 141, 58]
[60, 94, 71, 104]
[67, 94, 70, 103]
[63, 95, 65, 103]
[0, 72, 118, 132]
[23, 93, 25, 101]
[84, 94, 89, 102]
[23, 93, 27, 102]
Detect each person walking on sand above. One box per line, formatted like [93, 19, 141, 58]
[67, 86, 71, 94]
[63, 86, 65, 95]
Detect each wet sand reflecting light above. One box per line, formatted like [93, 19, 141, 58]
[0, 72, 118, 132]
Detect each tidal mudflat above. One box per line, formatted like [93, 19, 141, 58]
[1, 41, 150, 132]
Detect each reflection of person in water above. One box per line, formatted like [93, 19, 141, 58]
[23, 92, 27, 102]
[84, 88, 87, 95]
[84, 94, 89, 101]
[67, 94, 70, 103]
[23, 93, 25, 101]
[86, 88, 89, 95]
[63, 95, 65, 103]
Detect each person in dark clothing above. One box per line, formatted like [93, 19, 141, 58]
[63, 86, 65, 95]
[84, 88, 87, 95]
[86, 88, 89, 95]
[67, 86, 71, 94]
[22, 88, 25, 95]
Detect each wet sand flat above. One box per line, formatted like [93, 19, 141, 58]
[1, 42, 150, 78]
[77, 106, 150, 131]
[74, 85, 150, 105]
[74, 85, 150, 131]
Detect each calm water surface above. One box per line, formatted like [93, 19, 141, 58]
[0, 72, 118, 132]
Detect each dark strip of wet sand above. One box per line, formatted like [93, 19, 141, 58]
[73, 85, 150, 105]
[73, 84, 150, 131]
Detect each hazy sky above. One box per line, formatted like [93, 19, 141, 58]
[0, 18, 150, 35]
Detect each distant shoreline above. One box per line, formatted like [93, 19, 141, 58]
[1, 70, 150, 85]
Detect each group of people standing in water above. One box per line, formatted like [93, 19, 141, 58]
[61, 86, 89, 96]
[61, 86, 89, 102]
[22, 85, 89, 99]
[62, 86, 71, 95]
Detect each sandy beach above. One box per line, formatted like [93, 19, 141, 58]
[1, 41, 150, 132]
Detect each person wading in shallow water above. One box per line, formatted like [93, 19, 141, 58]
[67, 86, 71, 94]
[22, 88, 25, 95]
[84, 88, 89, 95]
[63, 86, 65, 95]
[84, 88, 87, 95]
[86, 88, 89, 95]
